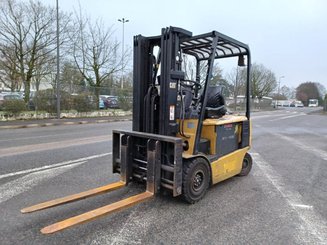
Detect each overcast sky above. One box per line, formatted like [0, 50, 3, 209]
[45, 0, 327, 90]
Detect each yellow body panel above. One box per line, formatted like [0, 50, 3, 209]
[203, 115, 248, 126]
[201, 123, 216, 155]
[210, 147, 249, 184]
[178, 115, 249, 155]
[179, 115, 252, 185]
[177, 119, 198, 155]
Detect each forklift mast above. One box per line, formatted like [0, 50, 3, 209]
[133, 27, 193, 136]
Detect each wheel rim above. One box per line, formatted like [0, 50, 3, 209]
[242, 158, 249, 169]
[192, 170, 204, 192]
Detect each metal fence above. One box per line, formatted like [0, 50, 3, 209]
[226, 97, 273, 113]
[0, 86, 133, 114]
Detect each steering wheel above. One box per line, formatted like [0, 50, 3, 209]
[180, 79, 202, 90]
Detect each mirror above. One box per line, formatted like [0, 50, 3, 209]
[238, 55, 245, 66]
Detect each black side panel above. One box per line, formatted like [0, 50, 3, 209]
[241, 120, 250, 148]
[216, 124, 239, 158]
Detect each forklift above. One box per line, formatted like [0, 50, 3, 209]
[21, 27, 252, 234]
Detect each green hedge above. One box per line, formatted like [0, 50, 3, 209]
[72, 93, 96, 112]
[33, 89, 74, 113]
[1, 99, 26, 115]
[117, 89, 132, 111]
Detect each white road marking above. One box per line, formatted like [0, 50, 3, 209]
[0, 131, 96, 143]
[109, 210, 143, 245]
[292, 204, 314, 209]
[269, 113, 306, 122]
[90, 204, 156, 245]
[251, 113, 288, 120]
[300, 128, 327, 140]
[252, 152, 327, 243]
[0, 152, 111, 180]
[275, 134, 327, 160]
[0, 161, 86, 204]
[0, 135, 112, 157]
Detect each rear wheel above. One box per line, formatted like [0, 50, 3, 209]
[182, 158, 210, 204]
[238, 152, 252, 176]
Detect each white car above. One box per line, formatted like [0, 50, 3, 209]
[290, 101, 304, 107]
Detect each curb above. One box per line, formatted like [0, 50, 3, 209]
[0, 117, 132, 129]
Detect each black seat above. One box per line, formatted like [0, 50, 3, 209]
[205, 86, 226, 118]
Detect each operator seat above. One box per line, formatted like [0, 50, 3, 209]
[205, 86, 227, 118]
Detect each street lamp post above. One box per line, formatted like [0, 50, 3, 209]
[56, 0, 60, 119]
[277, 76, 285, 108]
[118, 18, 129, 89]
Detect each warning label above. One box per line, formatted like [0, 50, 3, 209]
[169, 105, 175, 120]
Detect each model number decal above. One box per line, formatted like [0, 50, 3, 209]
[169, 82, 176, 89]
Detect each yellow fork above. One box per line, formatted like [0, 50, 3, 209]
[41, 191, 154, 234]
[21, 181, 126, 213]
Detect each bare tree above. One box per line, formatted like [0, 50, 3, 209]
[249, 63, 277, 98]
[32, 50, 57, 91]
[296, 82, 321, 106]
[0, 0, 71, 102]
[279, 85, 295, 99]
[71, 10, 123, 103]
[225, 67, 247, 111]
[0, 44, 22, 91]
[182, 54, 224, 87]
[315, 82, 326, 98]
[60, 61, 84, 94]
[226, 67, 247, 96]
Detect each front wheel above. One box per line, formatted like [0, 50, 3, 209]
[238, 152, 253, 176]
[182, 158, 210, 204]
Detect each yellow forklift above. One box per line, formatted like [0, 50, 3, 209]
[21, 27, 252, 233]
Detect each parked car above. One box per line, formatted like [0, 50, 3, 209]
[100, 95, 119, 109]
[99, 97, 105, 109]
[0, 94, 23, 105]
[290, 101, 304, 107]
[0, 93, 25, 110]
[28, 91, 36, 110]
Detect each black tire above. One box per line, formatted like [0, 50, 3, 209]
[182, 158, 210, 204]
[238, 153, 253, 176]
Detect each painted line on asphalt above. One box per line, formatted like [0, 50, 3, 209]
[251, 113, 288, 120]
[0, 152, 111, 180]
[0, 118, 132, 130]
[0, 161, 86, 204]
[269, 113, 306, 122]
[91, 199, 156, 245]
[0, 135, 112, 157]
[252, 152, 327, 243]
[275, 133, 327, 161]
[0, 131, 101, 143]
[300, 128, 327, 140]
[292, 204, 313, 209]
